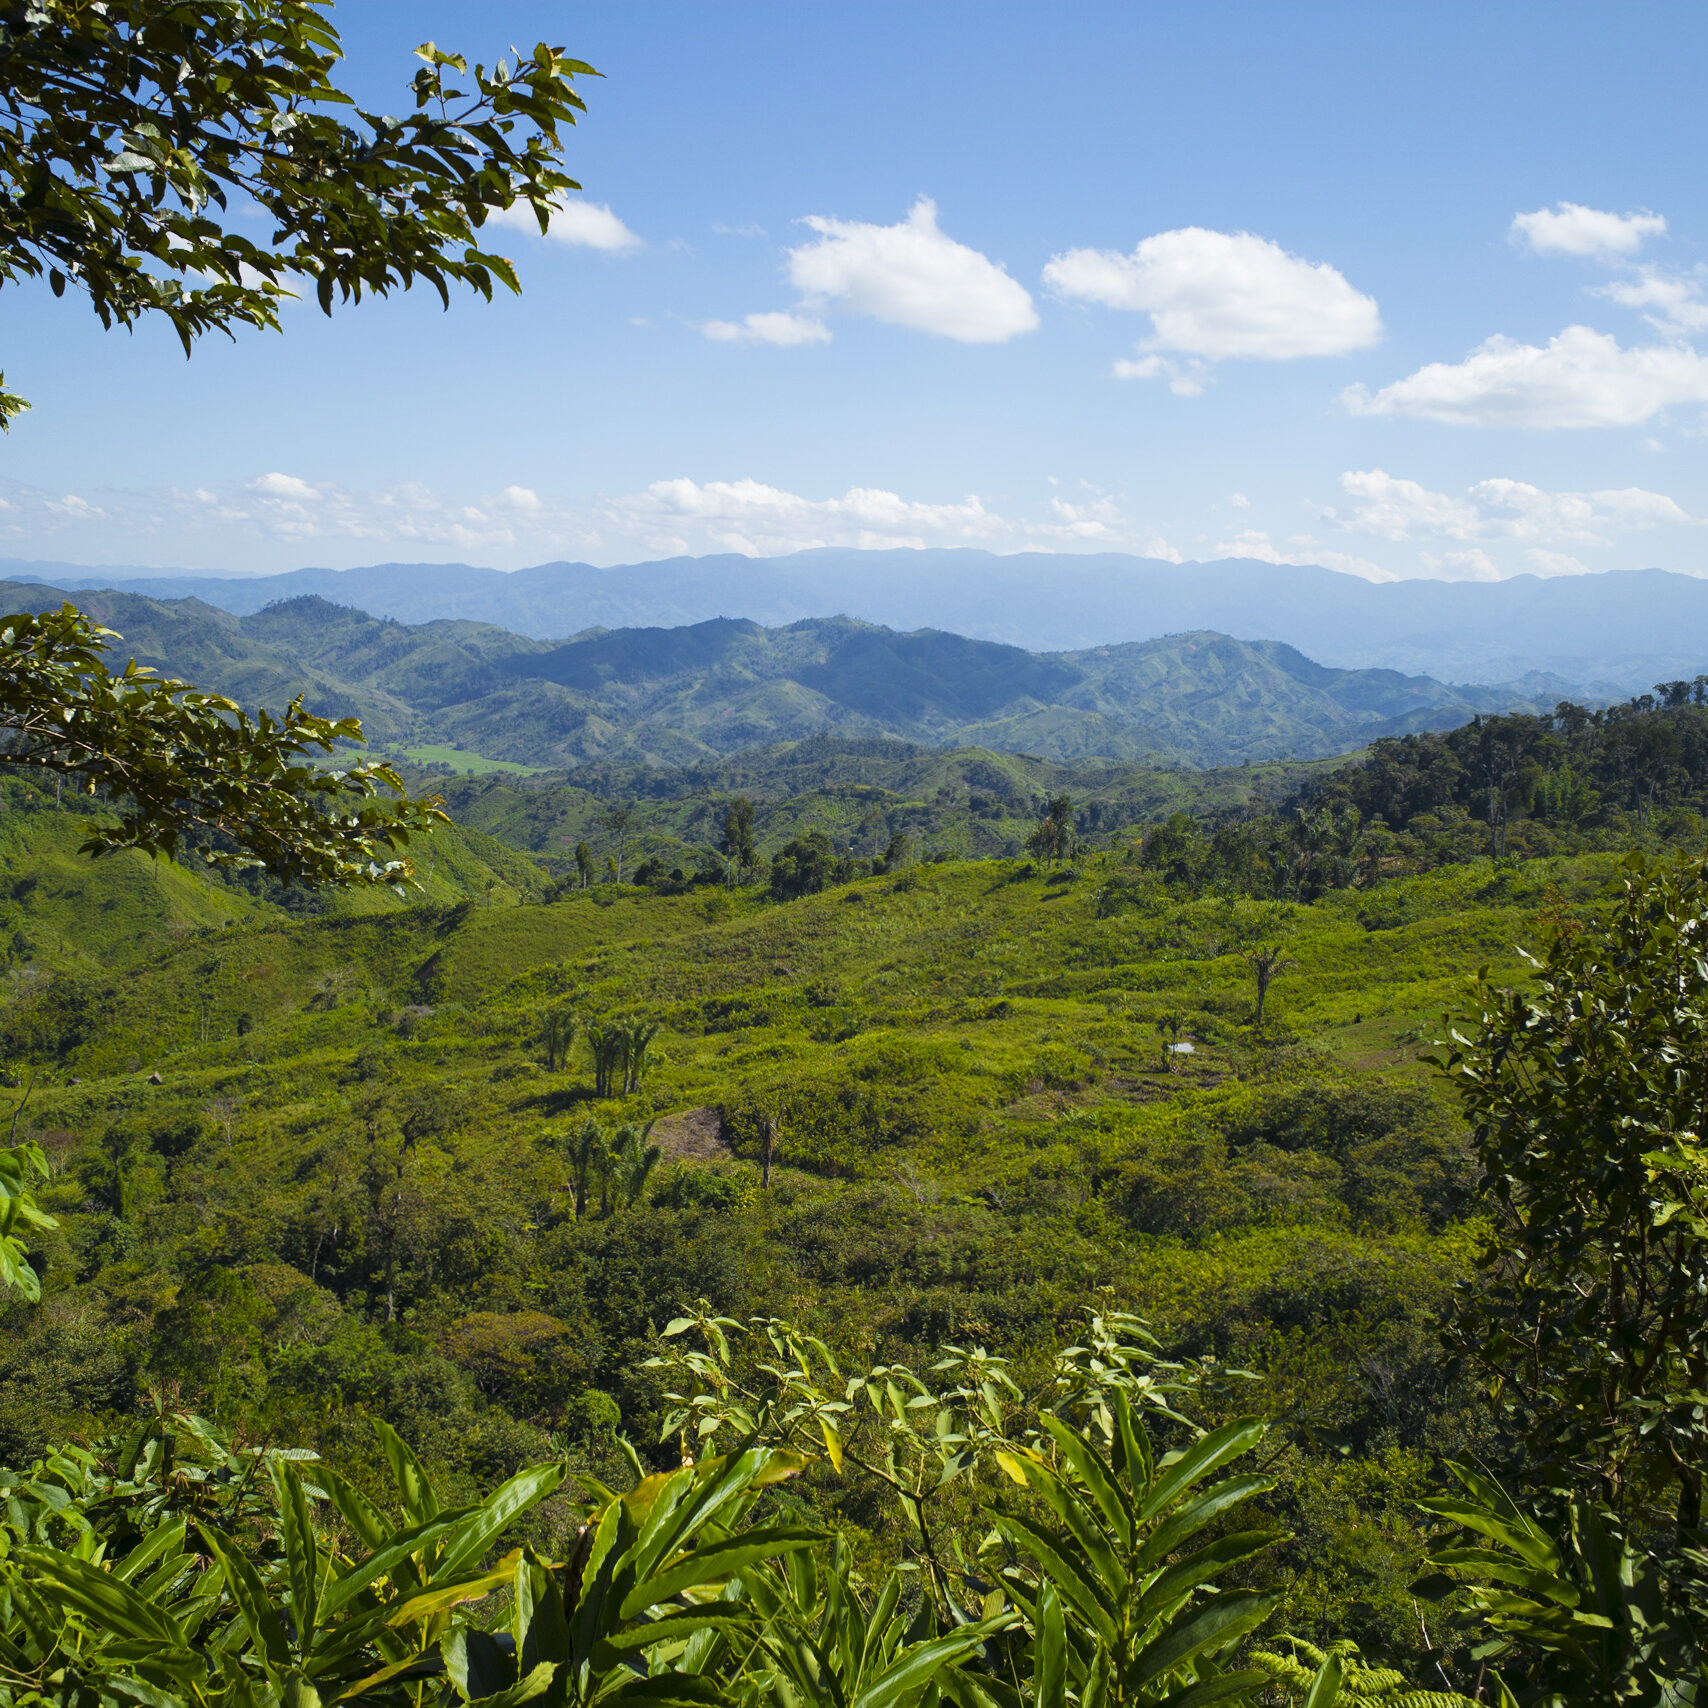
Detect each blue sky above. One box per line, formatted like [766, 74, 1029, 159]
[7, 0, 1708, 579]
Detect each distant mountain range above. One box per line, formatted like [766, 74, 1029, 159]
[0, 578, 1557, 768]
[4, 549, 1706, 691]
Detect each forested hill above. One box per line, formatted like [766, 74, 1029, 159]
[12, 549, 1708, 688]
[0, 580, 1555, 768]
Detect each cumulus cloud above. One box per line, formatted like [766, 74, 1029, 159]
[488, 197, 642, 252]
[1342, 325, 1708, 428]
[1595, 268, 1708, 334]
[249, 472, 319, 501]
[1511, 202, 1665, 259]
[1326, 468, 1692, 549]
[1045, 227, 1381, 381]
[701, 311, 832, 347]
[0, 471, 1174, 567]
[782, 198, 1038, 343]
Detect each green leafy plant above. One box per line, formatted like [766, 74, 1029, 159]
[0, 1137, 53, 1301]
[0, 605, 446, 887]
[0, 0, 594, 424]
[740, 1538, 1012, 1708]
[1432, 852, 1708, 1556]
[989, 1393, 1282, 1708]
[1413, 1464, 1703, 1708]
[1249, 1637, 1475, 1707]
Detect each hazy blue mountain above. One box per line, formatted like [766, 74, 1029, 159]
[0, 580, 1552, 768]
[8, 549, 1706, 690]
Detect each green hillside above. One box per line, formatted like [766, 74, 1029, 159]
[0, 785, 1633, 1665]
[0, 582, 1550, 769]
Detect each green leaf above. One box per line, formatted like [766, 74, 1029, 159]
[988, 1509, 1118, 1645]
[1135, 1532, 1278, 1626]
[321, 1508, 479, 1616]
[1156, 1670, 1273, 1708]
[1301, 1653, 1342, 1708]
[22, 1546, 188, 1647]
[435, 1463, 563, 1582]
[376, 1418, 441, 1525]
[1136, 1418, 1267, 1526]
[600, 1674, 727, 1708]
[274, 1458, 321, 1653]
[199, 1520, 293, 1670]
[850, 1628, 996, 1708]
[622, 1526, 826, 1617]
[469, 1662, 559, 1708]
[597, 1606, 751, 1656]
[1033, 1582, 1065, 1708]
[1040, 1416, 1132, 1547]
[1126, 1591, 1280, 1692]
[1136, 1476, 1276, 1571]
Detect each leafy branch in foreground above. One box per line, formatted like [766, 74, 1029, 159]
[1430, 851, 1708, 1541]
[0, 0, 595, 422]
[0, 604, 446, 886]
[1414, 1463, 1701, 1708]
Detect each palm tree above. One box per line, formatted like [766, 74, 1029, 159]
[1243, 942, 1296, 1028]
[622, 1019, 660, 1094]
[608, 1120, 661, 1210]
[585, 1021, 625, 1099]
[541, 1004, 578, 1071]
[568, 1118, 603, 1219]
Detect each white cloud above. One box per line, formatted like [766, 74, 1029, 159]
[1213, 528, 1393, 582]
[702, 311, 832, 347]
[1524, 548, 1592, 576]
[1595, 268, 1708, 334]
[1112, 353, 1208, 395]
[1424, 549, 1502, 581]
[1044, 227, 1382, 373]
[783, 198, 1038, 343]
[1342, 325, 1708, 428]
[612, 477, 1168, 557]
[249, 472, 319, 502]
[489, 198, 641, 253]
[1511, 202, 1665, 259]
[0, 471, 1176, 566]
[1327, 468, 1692, 550]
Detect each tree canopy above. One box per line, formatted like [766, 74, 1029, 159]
[0, 603, 444, 886]
[0, 0, 594, 424]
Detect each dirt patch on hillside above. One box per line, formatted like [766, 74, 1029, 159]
[652, 1106, 730, 1163]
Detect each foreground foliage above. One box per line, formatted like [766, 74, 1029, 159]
[0, 606, 444, 886]
[0, 0, 593, 425]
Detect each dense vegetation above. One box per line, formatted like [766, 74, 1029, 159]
[2, 681, 1708, 1700]
[0, 740, 1662, 1684]
[392, 696, 1708, 906]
